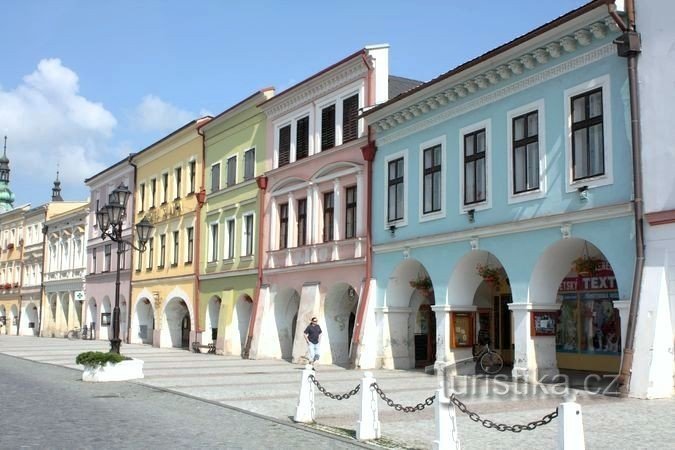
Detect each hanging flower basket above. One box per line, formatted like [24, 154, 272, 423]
[410, 274, 433, 295]
[476, 264, 501, 289]
[573, 256, 601, 277]
[3, 283, 11, 290]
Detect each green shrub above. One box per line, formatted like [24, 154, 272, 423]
[75, 351, 127, 367]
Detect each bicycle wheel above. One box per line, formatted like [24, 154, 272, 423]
[66, 330, 77, 341]
[480, 351, 504, 375]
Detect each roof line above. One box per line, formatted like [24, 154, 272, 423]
[131, 116, 212, 161]
[199, 88, 274, 130]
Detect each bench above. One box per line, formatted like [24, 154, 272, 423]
[191, 342, 216, 354]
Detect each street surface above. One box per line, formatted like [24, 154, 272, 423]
[1, 336, 673, 449]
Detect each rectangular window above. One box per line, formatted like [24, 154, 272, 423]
[345, 186, 357, 239]
[104, 244, 112, 271]
[209, 224, 218, 262]
[146, 238, 154, 269]
[211, 163, 220, 192]
[296, 116, 309, 160]
[423, 144, 442, 214]
[91, 250, 97, 274]
[464, 129, 487, 205]
[512, 111, 539, 194]
[159, 234, 166, 268]
[136, 249, 142, 271]
[151, 179, 157, 208]
[174, 167, 182, 199]
[139, 183, 145, 212]
[278, 125, 291, 167]
[172, 230, 179, 265]
[321, 105, 336, 151]
[323, 192, 334, 242]
[342, 94, 359, 143]
[226, 219, 235, 259]
[189, 160, 196, 194]
[244, 215, 254, 256]
[226, 156, 237, 187]
[162, 173, 169, 204]
[388, 158, 404, 222]
[186, 227, 194, 264]
[297, 198, 307, 246]
[279, 203, 289, 249]
[244, 148, 255, 181]
[571, 88, 604, 181]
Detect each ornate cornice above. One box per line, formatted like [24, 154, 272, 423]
[261, 57, 368, 120]
[372, 18, 619, 143]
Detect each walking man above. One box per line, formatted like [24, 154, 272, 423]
[304, 317, 322, 367]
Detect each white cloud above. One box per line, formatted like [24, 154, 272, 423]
[0, 58, 116, 189]
[132, 95, 195, 132]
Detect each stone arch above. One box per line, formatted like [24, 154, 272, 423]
[84, 297, 97, 338]
[204, 295, 221, 343]
[59, 292, 71, 331]
[274, 287, 300, 360]
[383, 258, 437, 369]
[310, 161, 361, 181]
[20, 303, 39, 336]
[323, 282, 359, 366]
[131, 297, 154, 345]
[161, 297, 191, 349]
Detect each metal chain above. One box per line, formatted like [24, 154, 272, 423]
[308, 375, 360, 400]
[371, 383, 436, 413]
[450, 393, 558, 432]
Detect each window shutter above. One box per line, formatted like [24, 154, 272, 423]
[321, 105, 336, 151]
[278, 125, 291, 167]
[342, 94, 359, 143]
[296, 116, 309, 160]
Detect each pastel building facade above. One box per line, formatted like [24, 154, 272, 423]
[19, 206, 47, 336]
[199, 89, 274, 355]
[84, 157, 135, 342]
[0, 205, 28, 336]
[249, 45, 414, 365]
[130, 118, 211, 348]
[362, 3, 634, 380]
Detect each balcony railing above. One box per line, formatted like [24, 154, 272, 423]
[267, 237, 364, 269]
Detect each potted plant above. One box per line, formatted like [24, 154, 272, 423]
[76, 351, 144, 382]
[573, 256, 601, 277]
[409, 274, 433, 296]
[476, 264, 501, 289]
[3, 283, 11, 290]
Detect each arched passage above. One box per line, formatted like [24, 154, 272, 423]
[384, 259, 436, 370]
[99, 297, 112, 340]
[230, 294, 252, 356]
[323, 283, 359, 366]
[9, 305, 19, 336]
[274, 288, 300, 360]
[161, 297, 191, 349]
[20, 303, 39, 336]
[131, 298, 154, 345]
[85, 298, 97, 339]
[204, 296, 221, 343]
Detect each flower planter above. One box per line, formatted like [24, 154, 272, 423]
[81, 358, 144, 382]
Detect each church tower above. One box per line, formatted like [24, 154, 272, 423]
[0, 136, 16, 213]
[51, 169, 63, 202]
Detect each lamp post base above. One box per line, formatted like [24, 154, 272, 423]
[110, 339, 122, 355]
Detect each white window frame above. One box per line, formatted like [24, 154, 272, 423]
[506, 99, 547, 204]
[161, 171, 170, 204]
[418, 135, 447, 222]
[458, 119, 492, 214]
[208, 222, 219, 263]
[188, 157, 197, 194]
[243, 147, 256, 181]
[383, 149, 409, 229]
[224, 216, 236, 260]
[173, 164, 183, 199]
[226, 155, 237, 187]
[241, 213, 255, 257]
[210, 162, 221, 193]
[564, 74, 613, 192]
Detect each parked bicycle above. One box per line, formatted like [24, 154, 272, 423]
[66, 325, 90, 341]
[472, 342, 504, 375]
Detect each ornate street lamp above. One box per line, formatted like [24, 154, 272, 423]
[96, 183, 154, 355]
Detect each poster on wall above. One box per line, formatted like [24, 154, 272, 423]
[452, 312, 474, 348]
[101, 312, 111, 326]
[531, 311, 557, 336]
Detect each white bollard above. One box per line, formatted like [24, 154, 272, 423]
[356, 371, 381, 441]
[293, 364, 315, 423]
[433, 374, 461, 450]
[557, 400, 585, 449]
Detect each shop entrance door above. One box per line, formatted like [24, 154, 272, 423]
[414, 304, 436, 368]
[181, 314, 190, 349]
[492, 294, 513, 364]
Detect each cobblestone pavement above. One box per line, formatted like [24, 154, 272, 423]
[1, 336, 673, 449]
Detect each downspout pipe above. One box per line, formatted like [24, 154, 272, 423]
[608, 0, 644, 395]
[195, 127, 208, 342]
[349, 127, 376, 368]
[243, 175, 267, 358]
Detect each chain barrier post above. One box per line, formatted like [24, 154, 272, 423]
[433, 368, 461, 450]
[293, 364, 315, 423]
[557, 394, 585, 450]
[356, 371, 381, 441]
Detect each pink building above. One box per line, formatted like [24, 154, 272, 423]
[248, 45, 419, 365]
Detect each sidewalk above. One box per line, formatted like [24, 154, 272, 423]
[1, 335, 672, 449]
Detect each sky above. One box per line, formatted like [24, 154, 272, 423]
[0, 0, 587, 207]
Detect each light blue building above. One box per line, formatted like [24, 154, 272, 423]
[360, 2, 634, 381]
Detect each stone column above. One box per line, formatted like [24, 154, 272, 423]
[292, 282, 322, 363]
[381, 307, 413, 369]
[441, 305, 477, 375]
[510, 303, 560, 383]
